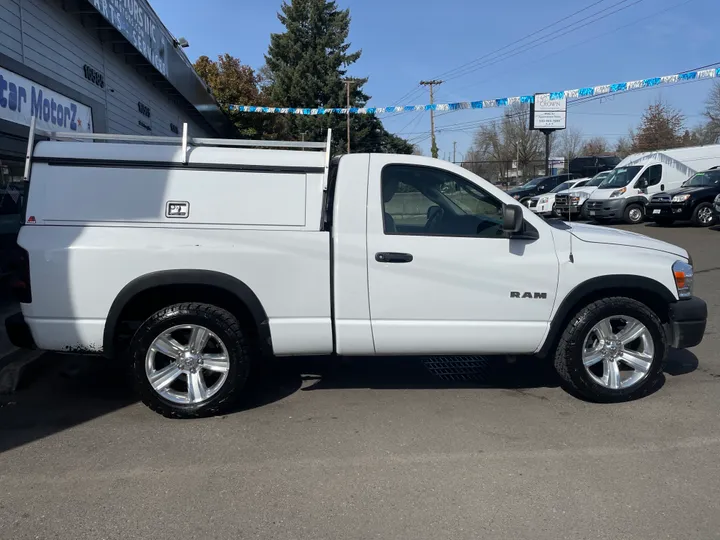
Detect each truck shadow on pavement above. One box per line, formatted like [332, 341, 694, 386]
[0, 348, 699, 454]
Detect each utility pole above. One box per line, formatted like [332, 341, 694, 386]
[420, 80, 442, 159]
[343, 79, 358, 154]
[453, 141, 457, 163]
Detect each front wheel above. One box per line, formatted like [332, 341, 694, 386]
[624, 203, 644, 224]
[553, 297, 667, 402]
[130, 302, 252, 418]
[692, 202, 716, 227]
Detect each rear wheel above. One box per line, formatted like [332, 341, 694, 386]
[130, 302, 252, 418]
[691, 202, 716, 227]
[554, 297, 666, 402]
[624, 203, 644, 224]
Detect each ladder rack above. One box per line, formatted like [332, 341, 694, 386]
[22, 121, 334, 188]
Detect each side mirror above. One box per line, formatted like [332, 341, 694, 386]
[502, 204, 524, 234]
[637, 179, 648, 189]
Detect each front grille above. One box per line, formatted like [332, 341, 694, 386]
[651, 195, 671, 205]
[587, 201, 603, 210]
[528, 200, 538, 208]
[555, 195, 568, 205]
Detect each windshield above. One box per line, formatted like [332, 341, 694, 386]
[587, 171, 611, 186]
[598, 166, 643, 189]
[684, 170, 720, 187]
[551, 181, 573, 193]
[520, 177, 544, 188]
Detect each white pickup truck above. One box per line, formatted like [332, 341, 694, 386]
[5, 127, 708, 418]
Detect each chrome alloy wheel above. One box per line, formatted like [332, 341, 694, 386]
[145, 324, 230, 404]
[628, 206, 643, 223]
[698, 206, 714, 225]
[582, 316, 655, 390]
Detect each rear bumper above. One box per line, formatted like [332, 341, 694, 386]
[667, 297, 707, 349]
[4, 312, 36, 349]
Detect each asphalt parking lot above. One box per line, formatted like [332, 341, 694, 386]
[1, 222, 719, 540]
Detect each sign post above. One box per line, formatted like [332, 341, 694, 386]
[530, 93, 567, 175]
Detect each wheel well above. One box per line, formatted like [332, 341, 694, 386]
[111, 284, 264, 357]
[539, 283, 672, 358]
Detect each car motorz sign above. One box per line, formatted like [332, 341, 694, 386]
[0, 67, 93, 133]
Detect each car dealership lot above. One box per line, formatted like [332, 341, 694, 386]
[0, 223, 718, 540]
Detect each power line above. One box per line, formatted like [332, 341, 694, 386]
[431, 0, 617, 82]
[390, 0, 616, 111]
[451, 0, 697, 96]
[440, 0, 645, 85]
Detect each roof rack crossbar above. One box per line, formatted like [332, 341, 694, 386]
[35, 125, 327, 151]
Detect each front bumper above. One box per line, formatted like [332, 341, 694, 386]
[4, 312, 36, 349]
[585, 198, 626, 219]
[667, 297, 707, 349]
[645, 202, 692, 220]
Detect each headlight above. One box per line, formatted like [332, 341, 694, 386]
[539, 197, 548, 204]
[513, 194, 520, 200]
[610, 187, 626, 198]
[569, 193, 585, 205]
[672, 194, 691, 203]
[672, 260, 694, 299]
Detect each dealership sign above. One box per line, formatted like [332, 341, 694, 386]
[89, 0, 169, 78]
[530, 93, 567, 131]
[0, 67, 93, 133]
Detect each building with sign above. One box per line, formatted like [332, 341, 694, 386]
[0, 0, 235, 283]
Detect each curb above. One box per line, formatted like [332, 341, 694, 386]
[0, 348, 45, 395]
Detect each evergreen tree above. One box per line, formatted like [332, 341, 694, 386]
[264, 0, 412, 154]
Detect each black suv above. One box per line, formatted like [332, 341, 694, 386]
[508, 173, 580, 202]
[569, 156, 621, 178]
[645, 167, 720, 226]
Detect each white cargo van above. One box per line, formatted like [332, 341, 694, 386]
[586, 145, 720, 224]
[5, 123, 708, 418]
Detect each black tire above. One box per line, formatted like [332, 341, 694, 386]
[654, 217, 674, 226]
[691, 202, 716, 227]
[130, 302, 252, 419]
[553, 297, 667, 403]
[623, 203, 644, 224]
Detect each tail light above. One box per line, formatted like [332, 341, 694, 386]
[11, 248, 32, 303]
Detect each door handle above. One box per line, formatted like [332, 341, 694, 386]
[375, 252, 413, 263]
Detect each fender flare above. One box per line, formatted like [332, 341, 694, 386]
[538, 274, 676, 358]
[103, 269, 270, 357]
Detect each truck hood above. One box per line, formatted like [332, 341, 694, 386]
[564, 222, 688, 258]
[588, 186, 643, 200]
[556, 186, 598, 196]
[654, 185, 720, 199]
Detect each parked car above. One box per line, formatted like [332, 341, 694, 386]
[554, 171, 612, 219]
[569, 155, 621, 178]
[645, 167, 720, 226]
[508, 173, 580, 203]
[586, 144, 720, 224]
[6, 126, 707, 417]
[714, 193, 720, 222]
[525, 178, 590, 217]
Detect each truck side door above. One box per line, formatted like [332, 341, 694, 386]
[366, 155, 560, 355]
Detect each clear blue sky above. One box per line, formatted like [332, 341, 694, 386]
[150, 0, 720, 158]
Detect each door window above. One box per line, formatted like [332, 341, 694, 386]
[382, 164, 505, 238]
[635, 164, 662, 187]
